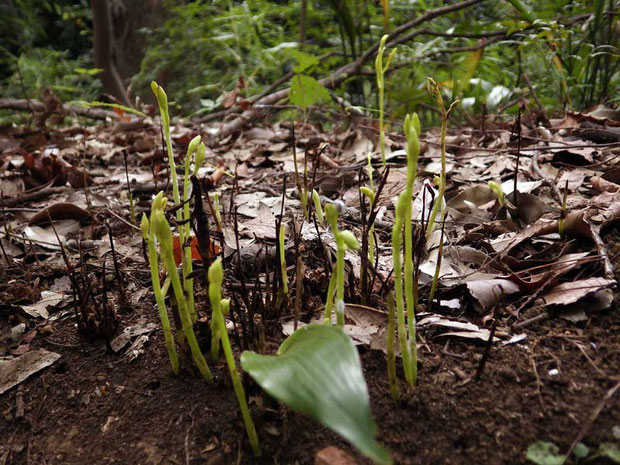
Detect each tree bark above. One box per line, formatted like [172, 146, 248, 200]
[90, 0, 131, 106]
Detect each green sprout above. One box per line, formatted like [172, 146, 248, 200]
[425, 78, 459, 243]
[360, 187, 376, 266]
[279, 223, 289, 295]
[366, 151, 375, 189]
[488, 181, 505, 207]
[312, 189, 324, 224]
[210, 298, 229, 362]
[182, 136, 205, 323]
[389, 112, 421, 389]
[150, 193, 213, 382]
[293, 145, 308, 219]
[425, 79, 459, 307]
[392, 192, 414, 387]
[141, 210, 179, 376]
[403, 113, 420, 363]
[324, 203, 360, 326]
[212, 191, 223, 231]
[375, 35, 397, 166]
[152, 82, 205, 323]
[386, 292, 399, 402]
[559, 180, 569, 238]
[151, 82, 181, 224]
[208, 258, 260, 456]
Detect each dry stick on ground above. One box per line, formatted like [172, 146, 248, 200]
[216, 0, 483, 139]
[0, 98, 118, 121]
[565, 381, 620, 459]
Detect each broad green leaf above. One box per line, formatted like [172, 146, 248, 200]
[73, 67, 103, 76]
[599, 443, 620, 463]
[290, 50, 319, 74]
[241, 325, 391, 465]
[459, 48, 484, 92]
[526, 441, 565, 465]
[289, 75, 330, 111]
[572, 442, 589, 459]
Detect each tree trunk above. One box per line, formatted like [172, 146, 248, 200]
[90, 0, 131, 106]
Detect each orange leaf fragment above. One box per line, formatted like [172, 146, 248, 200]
[172, 235, 220, 265]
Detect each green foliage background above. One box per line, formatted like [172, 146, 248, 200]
[0, 0, 617, 122]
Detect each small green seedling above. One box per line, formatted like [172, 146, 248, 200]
[208, 259, 260, 456]
[212, 191, 223, 231]
[488, 181, 505, 208]
[182, 136, 206, 323]
[559, 180, 569, 238]
[241, 324, 391, 465]
[386, 293, 399, 402]
[151, 82, 207, 323]
[149, 193, 213, 382]
[360, 187, 376, 266]
[292, 145, 308, 220]
[375, 34, 397, 166]
[324, 204, 360, 326]
[141, 208, 179, 375]
[425, 79, 458, 307]
[312, 189, 324, 224]
[425, 78, 459, 243]
[209, 298, 229, 362]
[390, 112, 421, 389]
[279, 223, 288, 295]
[392, 192, 414, 387]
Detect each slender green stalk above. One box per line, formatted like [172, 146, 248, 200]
[325, 204, 360, 326]
[141, 213, 179, 375]
[427, 212, 445, 305]
[279, 224, 288, 295]
[323, 267, 337, 323]
[402, 114, 420, 378]
[213, 191, 222, 228]
[488, 181, 505, 208]
[375, 35, 397, 166]
[392, 193, 413, 386]
[360, 187, 376, 266]
[210, 298, 229, 361]
[151, 82, 183, 236]
[335, 242, 346, 325]
[312, 189, 324, 224]
[124, 152, 136, 225]
[292, 145, 308, 219]
[208, 259, 260, 456]
[559, 180, 569, 238]
[151, 201, 213, 382]
[386, 292, 399, 402]
[182, 136, 202, 323]
[153, 82, 202, 322]
[366, 151, 375, 189]
[425, 79, 458, 309]
[425, 79, 459, 242]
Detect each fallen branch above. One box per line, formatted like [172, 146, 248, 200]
[0, 98, 118, 121]
[215, 0, 484, 139]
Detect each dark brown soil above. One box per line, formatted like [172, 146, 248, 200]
[1, 252, 618, 465]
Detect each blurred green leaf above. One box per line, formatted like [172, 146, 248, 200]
[599, 443, 620, 463]
[290, 50, 319, 74]
[526, 441, 565, 465]
[241, 324, 391, 465]
[289, 74, 329, 111]
[573, 443, 589, 459]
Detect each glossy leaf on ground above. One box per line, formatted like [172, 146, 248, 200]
[240, 324, 391, 465]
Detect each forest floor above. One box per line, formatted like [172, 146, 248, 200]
[0, 105, 619, 465]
